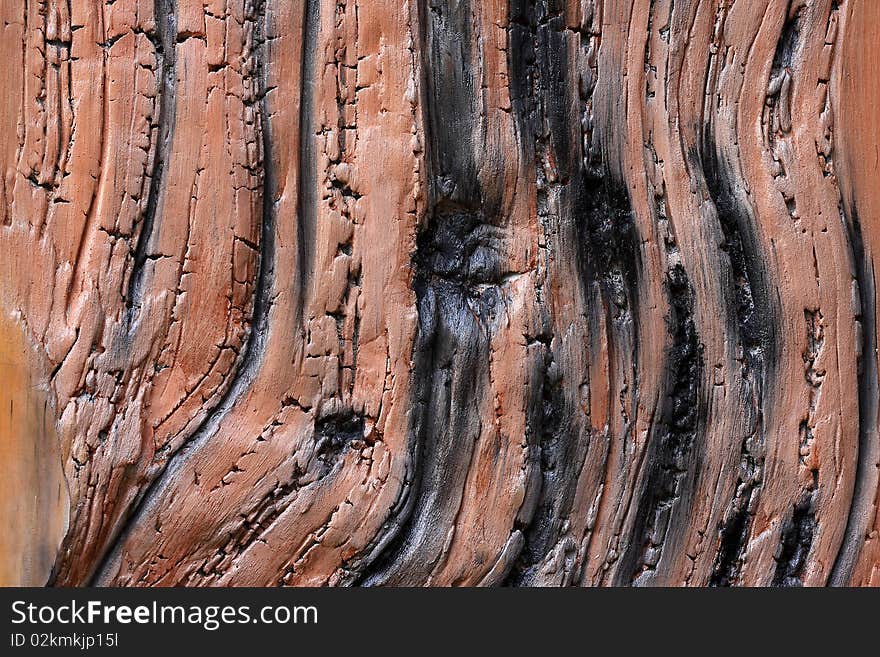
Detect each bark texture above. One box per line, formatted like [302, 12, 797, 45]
[1, 0, 878, 586]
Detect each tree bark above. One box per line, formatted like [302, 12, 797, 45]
[1, 0, 878, 586]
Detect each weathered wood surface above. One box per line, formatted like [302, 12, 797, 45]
[0, 0, 878, 586]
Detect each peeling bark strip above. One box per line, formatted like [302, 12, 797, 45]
[620, 264, 704, 585]
[1, 0, 879, 586]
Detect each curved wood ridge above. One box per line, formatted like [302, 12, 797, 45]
[0, 0, 878, 586]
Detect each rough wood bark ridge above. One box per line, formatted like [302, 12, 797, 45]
[0, 0, 878, 587]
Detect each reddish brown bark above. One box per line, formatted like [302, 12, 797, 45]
[1, 0, 878, 586]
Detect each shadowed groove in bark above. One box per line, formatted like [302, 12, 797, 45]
[504, 0, 647, 586]
[699, 137, 778, 586]
[772, 490, 817, 587]
[296, 0, 320, 316]
[709, 480, 753, 586]
[126, 0, 177, 308]
[576, 124, 643, 586]
[830, 203, 879, 585]
[11, 0, 878, 590]
[505, 340, 566, 586]
[502, 1, 550, 586]
[195, 410, 368, 585]
[360, 208, 496, 585]
[570, 9, 642, 337]
[618, 264, 704, 584]
[359, 0, 505, 586]
[699, 142, 777, 376]
[88, 0, 289, 584]
[349, 0, 439, 585]
[503, 1, 611, 586]
[313, 413, 365, 476]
